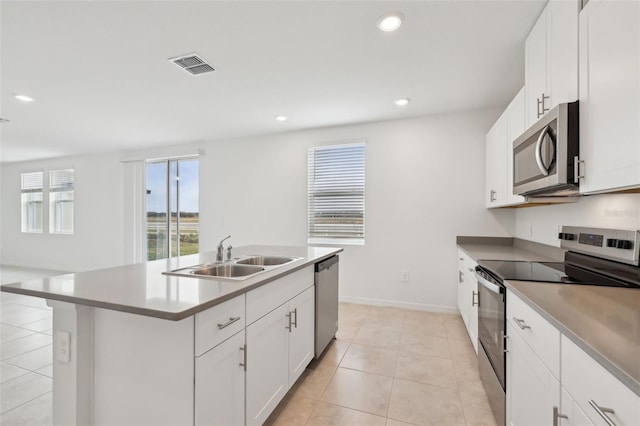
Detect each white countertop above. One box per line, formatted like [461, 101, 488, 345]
[0, 245, 342, 320]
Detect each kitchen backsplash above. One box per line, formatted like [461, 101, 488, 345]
[514, 193, 640, 247]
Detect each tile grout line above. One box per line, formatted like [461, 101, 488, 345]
[0, 390, 52, 418]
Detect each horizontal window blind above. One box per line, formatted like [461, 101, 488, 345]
[50, 169, 74, 192]
[308, 143, 365, 242]
[21, 171, 43, 193]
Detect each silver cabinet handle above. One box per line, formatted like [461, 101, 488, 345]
[589, 400, 617, 426]
[574, 155, 585, 181]
[513, 317, 531, 330]
[553, 406, 569, 426]
[217, 316, 241, 330]
[286, 312, 292, 332]
[489, 189, 497, 202]
[291, 308, 298, 328]
[537, 93, 550, 118]
[458, 271, 464, 283]
[239, 344, 247, 371]
[472, 291, 478, 307]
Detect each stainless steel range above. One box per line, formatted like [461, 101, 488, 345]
[474, 226, 640, 426]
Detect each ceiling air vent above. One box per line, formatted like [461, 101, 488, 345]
[170, 53, 215, 75]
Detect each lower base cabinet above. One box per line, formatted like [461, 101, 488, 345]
[195, 330, 246, 426]
[506, 322, 560, 426]
[246, 286, 315, 426]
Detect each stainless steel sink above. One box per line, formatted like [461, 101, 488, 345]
[191, 264, 264, 278]
[235, 256, 299, 266]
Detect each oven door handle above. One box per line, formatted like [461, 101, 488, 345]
[475, 272, 503, 294]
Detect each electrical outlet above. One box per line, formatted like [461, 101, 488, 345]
[401, 270, 410, 283]
[55, 330, 71, 363]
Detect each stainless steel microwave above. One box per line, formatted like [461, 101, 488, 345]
[513, 101, 579, 197]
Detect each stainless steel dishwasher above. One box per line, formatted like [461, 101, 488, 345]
[314, 255, 339, 358]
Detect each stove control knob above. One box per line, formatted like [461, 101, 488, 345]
[617, 240, 632, 250]
[558, 233, 575, 241]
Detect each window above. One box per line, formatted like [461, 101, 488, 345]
[49, 169, 74, 234]
[21, 171, 43, 233]
[308, 142, 365, 244]
[146, 158, 199, 260]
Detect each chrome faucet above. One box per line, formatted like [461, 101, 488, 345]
[216, 235, 231, 262]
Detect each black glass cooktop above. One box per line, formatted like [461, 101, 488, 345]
[477, 260, 580, 283]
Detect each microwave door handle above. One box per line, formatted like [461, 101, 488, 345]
[535, 125, 552, 176]
[475, 272, 502, 294]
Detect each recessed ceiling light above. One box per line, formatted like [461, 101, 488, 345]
[14, 94, 34, 102]
[395, 98, 411, 106]
[377, 13, 403, 32]
[274, 115, 288, 122]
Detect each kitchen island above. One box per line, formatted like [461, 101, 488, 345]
[1, 245, 342, 426]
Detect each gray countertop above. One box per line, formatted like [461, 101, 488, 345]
[0, 245, 342, 321]
[507, 281, 640, 397]
[457, 236, 639, 397]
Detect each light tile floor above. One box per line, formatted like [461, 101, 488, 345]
[266, 304, 497, 426]
[0, 267, 497, 426]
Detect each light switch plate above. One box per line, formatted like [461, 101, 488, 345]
[55, 330, 71, 363]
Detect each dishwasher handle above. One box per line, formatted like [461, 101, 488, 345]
[316, 255, 339, 272]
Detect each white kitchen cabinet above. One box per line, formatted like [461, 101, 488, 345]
[455, 249, 478, 353]
[525, 0, 579, 128]
[506, 321, 560, 426]
[486, 88, 527, 208]
[561, 335, 640, 426]
[486, 109, 509, 207]
[246, 303, 290, 426]
[195, 330, 245, 426]
[577, 0, 640, 194]
[288, 286, 315, 388]
[560, 387, 595, 426]
[506, 88, 526, 205]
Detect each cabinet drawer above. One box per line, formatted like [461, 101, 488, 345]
[246, 265, 314, 325]
[195, 294, 246, 357]
[507, 291, 560, 378]
[562, 335, 640, 426]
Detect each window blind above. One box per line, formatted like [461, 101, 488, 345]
[50, 169, 74, 191]
[308, 143, 365, 242]
[21, 171, 43, 192]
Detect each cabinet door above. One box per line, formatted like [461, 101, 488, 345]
[525, 8, 548, 128]
[195, 330, 245, 426]
[288, 286, 315, 388]
[506, 88, 526, 205]
[547, 0, 578, 108]
[506, 322, 560, 426]
[468, 266, 478, 354]
[485, 111, 508, 208]
[246, 303, 289, 426]
[578, 0, 640, 193]
[560, 387, 594, 426]
[457, 251, 470, 329]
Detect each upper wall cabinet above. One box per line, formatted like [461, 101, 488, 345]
[486, 88, 526, 208]
[525, 0, 579, 128]
[577, 0, 640, 194]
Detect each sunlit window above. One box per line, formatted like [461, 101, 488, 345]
[21, 171, 43, 233]
[49, 169, 74, 234]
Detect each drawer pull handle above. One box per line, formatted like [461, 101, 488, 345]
[217, 316, 241, 330]
[472, 291, 479, 307]
[588, 400, 617, 426]
[553, 406, 568, 426]
[292, 308, 298, 328]
[513, 317, 531, 330]
[239, 345, 247, 371]
[286, 312, 292, 332]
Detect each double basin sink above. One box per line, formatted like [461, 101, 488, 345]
[163, 255, 303, 281]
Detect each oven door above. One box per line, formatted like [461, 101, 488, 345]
[476, 271, 506, 390]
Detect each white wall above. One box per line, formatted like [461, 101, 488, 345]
[514, 193, 640, 247]
[0, 110, 514, 311]
[199, 110, 515, 312]
[0, 153, 125, 272]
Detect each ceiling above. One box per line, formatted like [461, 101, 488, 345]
[0, 0, 546, 163]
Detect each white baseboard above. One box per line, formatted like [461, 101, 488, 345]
[338, 295, 459, 315]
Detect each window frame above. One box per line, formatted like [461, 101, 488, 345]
[307, 141, 365, 246]
[20, 170, 44, 234]
[49, 168, 75, 234]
